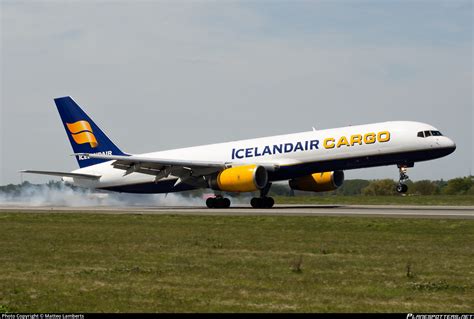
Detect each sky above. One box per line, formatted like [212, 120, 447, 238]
[1, 0, 472, 185]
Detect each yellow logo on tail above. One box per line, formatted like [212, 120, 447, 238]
[66, 120, 98, 148]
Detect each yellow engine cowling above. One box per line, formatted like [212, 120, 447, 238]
[210, 165, 268, 192]
[289, 171, 344, 192]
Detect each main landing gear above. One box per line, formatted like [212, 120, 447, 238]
[250, 183, 274, 208]
[206, 195, 231, 208]
[250, 197, 274, 208]
[396, 165, 410, 194]
[205, 183, 275, 209]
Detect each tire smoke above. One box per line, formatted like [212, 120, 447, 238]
[0, 181, 207, 207]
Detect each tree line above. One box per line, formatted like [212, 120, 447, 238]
[0, 176, 473, 198]
[274, 176, 474, 197]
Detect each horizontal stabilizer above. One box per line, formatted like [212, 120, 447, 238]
[20, 170, 101, 180]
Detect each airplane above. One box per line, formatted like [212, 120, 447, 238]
[22, 96, 456, 208]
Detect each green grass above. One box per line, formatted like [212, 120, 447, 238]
[275, 195, 474, 206]
[0, 212, 473, 312]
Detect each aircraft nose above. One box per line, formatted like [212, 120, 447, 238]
[445, 137, 456, 153]
[448, 137, 456, 148]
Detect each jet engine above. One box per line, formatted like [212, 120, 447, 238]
[289, 171, 344, 192]
[209, 165, 268, 192]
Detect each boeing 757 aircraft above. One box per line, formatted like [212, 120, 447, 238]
[23, 97, 456, 208]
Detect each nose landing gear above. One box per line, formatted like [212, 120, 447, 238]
[396, 165, 410, 194]
[396, 183, 409, 194]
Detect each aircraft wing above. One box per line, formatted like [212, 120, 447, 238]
[20, 170, 101, 180]
[75, 153, 228, 185]
[78, 154, 226, 169]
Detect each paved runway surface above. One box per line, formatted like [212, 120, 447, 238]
[1, 204, 473, 219]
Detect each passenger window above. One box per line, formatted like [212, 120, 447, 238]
[424, 131, 432, 137]
[417, 132, 424, 138]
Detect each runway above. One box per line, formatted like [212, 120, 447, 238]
[1, 204, 473, 219]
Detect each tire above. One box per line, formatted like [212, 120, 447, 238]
[396, 185, 401, 193]
[396, 184, 408, 194]
[223, 198, 231, 208]
[265, 197, 274, 208]
[215, 198, 224, 208]
[402, 184, 408, 193]
[250, 197, 260, 208]
[251, 197, 274, 208]
[206, 197, 215, 208]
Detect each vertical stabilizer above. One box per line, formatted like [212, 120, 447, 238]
[54, 96, 126, 168]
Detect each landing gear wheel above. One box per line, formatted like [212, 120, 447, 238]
[250, 183, 274, 208]
[215, 198, 225, 208]
[396, 184, 408, 194]
[223, 198, 231, 208]
[251, 197, 260, 208]
[206, 197, 215, 208]
[264, 197, 274, 208]
[250, 197, 274, 208]
[206, 196, 231, 208]
[396, 165, 410, 194]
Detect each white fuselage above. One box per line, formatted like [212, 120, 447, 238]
[64, 121, 456, 193]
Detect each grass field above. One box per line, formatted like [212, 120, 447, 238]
[0, 212, 473, 312]
[275, 195, 474, 206]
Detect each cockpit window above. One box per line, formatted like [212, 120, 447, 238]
[418, 130, 443, 138]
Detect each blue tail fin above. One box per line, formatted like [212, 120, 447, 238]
[54, 96, 126, 168]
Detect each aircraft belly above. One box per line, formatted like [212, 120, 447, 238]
[268, 147, 453, 181]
